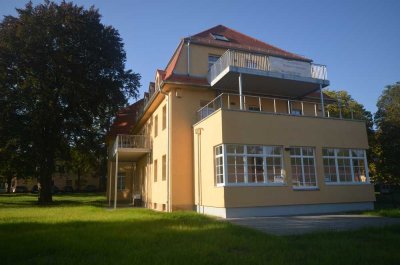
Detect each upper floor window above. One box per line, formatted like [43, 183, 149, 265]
[162, 105, 166, 130]
[154, 115, 158, 137]
[323, 148, 368, 184]
[208, 55, 220, 69]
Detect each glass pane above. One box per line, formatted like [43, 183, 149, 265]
[337, 149, 349, 157]
[322, 148, 335, 157]
[352, 149, 364, 158]
[247, 145, 263, 154]
[226, 145, 244, 154]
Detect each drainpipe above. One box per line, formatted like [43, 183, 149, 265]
[195, 128, 203, 213]
[187, 38, 190, 76]
[114, 150, 118, 209]
[158, 85, 171, 212]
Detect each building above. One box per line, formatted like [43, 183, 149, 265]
[106, 25, 375, 218]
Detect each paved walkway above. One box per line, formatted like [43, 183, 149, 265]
[227, 214, 400, 235]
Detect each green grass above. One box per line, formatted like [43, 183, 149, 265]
[363, 191, 400, 217]
[1, 194, 400, 265]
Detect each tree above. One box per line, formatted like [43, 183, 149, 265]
[0, 1, 140, 202]
[374, 82, 400, 185]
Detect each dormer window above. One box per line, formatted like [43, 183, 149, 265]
[211, 33, 229, 42]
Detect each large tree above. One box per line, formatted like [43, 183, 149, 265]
[0, 1, 140, 202]
[374, 82, 400, 185]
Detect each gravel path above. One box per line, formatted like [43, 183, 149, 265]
[227, 214, 400, 235]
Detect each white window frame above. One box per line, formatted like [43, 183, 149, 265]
[117, 174, 125, 190]
[290, 147, 318, 190]
[215, 144, 285, 187]
[323, 148, 370, 185]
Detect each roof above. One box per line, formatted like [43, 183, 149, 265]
[107, 99, 144, 140]
[186, 25, 311, 62]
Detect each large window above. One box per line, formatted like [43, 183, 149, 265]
[215, 144, 284, 186]
[323, 148, 368, 184]
[290, 147, 317, 188]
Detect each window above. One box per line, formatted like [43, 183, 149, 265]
[162, 105, 166, 130]
[323, 148, 368, 184]
[154, 159, 158, 182]
[215, 145, 224, 184]
[211, 33, 229, 42]
[290, 147, 317, 188]
[248, 106, 261, 112]
[216, 144, 284, 186]
[208, 55, 220, 69]
[117, 174, 125, 190]
[162, 155, 166, 181]
[154, 115, 158, 137]
[291, 109, 302, 116]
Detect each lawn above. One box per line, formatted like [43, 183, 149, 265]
[0, 194, 399, 265]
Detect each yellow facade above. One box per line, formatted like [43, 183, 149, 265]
[107, 26, 375, 217]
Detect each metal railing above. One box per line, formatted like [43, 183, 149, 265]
[208, 49, 327, 84]
[197, 93, 358, 122]
[112, 134, 151, 155]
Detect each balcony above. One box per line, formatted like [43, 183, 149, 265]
[110, 134, 151, 162]
[197, 93, 359, 122]
[208, 50, 329, 98]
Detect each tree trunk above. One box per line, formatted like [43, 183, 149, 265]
[38, 157, 54, 203]
[6, 175, 12, 193]
[77, 169, 81, 191]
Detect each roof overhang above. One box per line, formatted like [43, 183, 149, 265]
[211, 66, 330, 99]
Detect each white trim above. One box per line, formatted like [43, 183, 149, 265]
[322, 148, 369, 184]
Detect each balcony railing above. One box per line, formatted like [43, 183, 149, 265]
[111, 134, 151, 155]
[208, 50, 328, 84]
[197, 93, 359, 122]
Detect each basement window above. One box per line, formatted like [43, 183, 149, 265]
[211, 33, 229, 42]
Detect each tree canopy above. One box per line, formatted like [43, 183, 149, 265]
[374, 82, 400, 185]
[0, 1, 140, 202]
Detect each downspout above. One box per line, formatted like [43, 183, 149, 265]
[158, 85, 171, 212]
[187, 38, 190, 76]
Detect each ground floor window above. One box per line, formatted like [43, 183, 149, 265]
[290, 147, 317, 188]
[117, 174, 125, 190]
[323, 148, 368, 184]
[214, 144, 284, 186]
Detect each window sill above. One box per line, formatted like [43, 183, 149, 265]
[325, 182, 370, 186]
[292, 187, 319, 191]
[216, 183, 287, 188]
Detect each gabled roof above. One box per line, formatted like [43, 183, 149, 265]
[107, 99, 144, 140]
[186, 25, 311, 62]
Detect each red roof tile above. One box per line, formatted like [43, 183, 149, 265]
[164, 41, 184, 79]
[107, 99, 144, 139]
[187, 25, 311, 62]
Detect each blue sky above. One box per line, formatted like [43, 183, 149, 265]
[1, 0, 399, 114]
